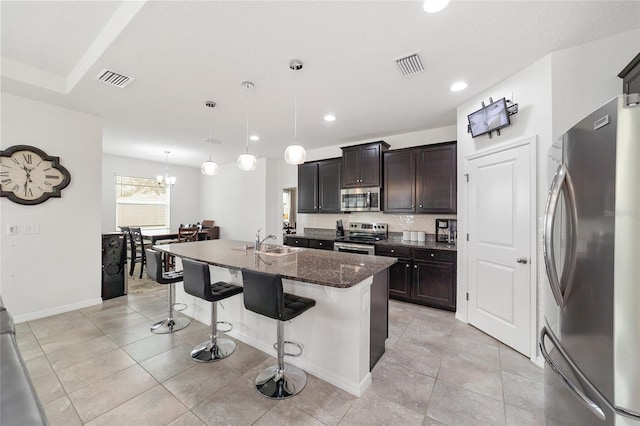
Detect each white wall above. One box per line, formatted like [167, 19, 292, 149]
[1, 94, 103, 321]
[551, 27, 640, 140]
[102, 154, 202, 232]
[200, 158, 269, 243]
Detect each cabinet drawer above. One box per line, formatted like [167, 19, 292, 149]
[309, 239, 334, 250]
[413, 249, 455, 262]
[285, 237, 309, 247]
[375, 245, 411, 258]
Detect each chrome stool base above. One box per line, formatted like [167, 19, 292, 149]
[191, 337, 236, 362]
[255, 363, 307, 399]
[150, 317, 190, 334]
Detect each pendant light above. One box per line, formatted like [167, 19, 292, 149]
[201, 101, 220, 176]
[157, 151, 176, 187]
[237, 81, 257, 171]
[284, 59, 306, 165]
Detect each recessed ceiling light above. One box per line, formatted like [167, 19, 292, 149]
[324, 114, 336, 122]
[450, 82, 468, 92]
[250, 135, 260, 142]
[423, 0, 450, 13]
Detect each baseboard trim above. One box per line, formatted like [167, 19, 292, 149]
[13, 298, 103, 323]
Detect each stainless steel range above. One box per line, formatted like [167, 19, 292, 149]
[333, 222, 388, 255]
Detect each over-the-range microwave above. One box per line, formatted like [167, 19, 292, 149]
[340, 187, 381, 212]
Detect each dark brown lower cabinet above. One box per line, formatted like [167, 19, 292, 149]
[376, 245, 456, 311]
[388, 258, 412, 299]
[413, 259, 456, 311]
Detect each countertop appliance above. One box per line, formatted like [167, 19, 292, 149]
[334, 222, 388, 255]
[340, 187, 381, 212]
[435, 219, 457, 243]
[541, 94, 640, 425]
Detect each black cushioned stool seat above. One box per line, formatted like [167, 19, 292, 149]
[183, 258, 243, 361]
[241, 268, 316, 399]
[146, 249, 190, 333]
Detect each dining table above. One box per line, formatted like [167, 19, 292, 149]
[141, 228, 208, 244]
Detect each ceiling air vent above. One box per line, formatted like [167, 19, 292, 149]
[395, 53, 424, 77]
[96, 69, 134, 88]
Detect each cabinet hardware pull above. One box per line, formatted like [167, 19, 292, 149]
[419, 204, 423, 208]
[390, 249, 395, 253]
[430, 253, 434, 257]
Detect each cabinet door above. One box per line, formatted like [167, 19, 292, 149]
[359, 144, 381, 187]
[284, 237, 309, 247]
[297, 162, 318, 213]
[389, 258, 412, 299]
[318, 159, 341, 213]
[384, 149, 416, 213]
[341, 148, 360, 187]
[416, 143, 457, 214]
[413, 259, 456, 311]
[308, 239, 334, 250]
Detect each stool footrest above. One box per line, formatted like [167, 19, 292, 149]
[173, 302, 188, 312]
[273, 340, 303, 357]
[216, 321, 233, 333]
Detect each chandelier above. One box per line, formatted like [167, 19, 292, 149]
[157, 151, 176, 187]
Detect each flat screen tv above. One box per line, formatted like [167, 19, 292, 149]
[467, 98, 511, 138]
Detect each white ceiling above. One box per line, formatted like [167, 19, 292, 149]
[2, 1, 639, 168]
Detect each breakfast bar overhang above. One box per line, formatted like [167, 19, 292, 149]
[152, 239, 396, 397]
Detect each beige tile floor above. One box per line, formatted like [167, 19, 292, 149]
[17, 284, 546, 425]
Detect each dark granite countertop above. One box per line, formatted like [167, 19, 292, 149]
[376, 236, 457, 252]
[287, 232, 457, 252]
[153, 239, 396, 289]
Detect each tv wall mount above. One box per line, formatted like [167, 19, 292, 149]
[467, 97, 519, 138]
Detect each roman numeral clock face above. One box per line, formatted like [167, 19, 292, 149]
[0, 145, 71, 205]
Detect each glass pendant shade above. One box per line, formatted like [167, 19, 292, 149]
[237, 153, 257, 171]
[423, 0, 449, 13]
[284, 145, 306, 165]
[201, 160, 219, 175]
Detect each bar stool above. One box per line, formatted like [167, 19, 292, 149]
[145, 249, 190, 333]
[182, 259, 243, 362]
[241, 269, 316, 399]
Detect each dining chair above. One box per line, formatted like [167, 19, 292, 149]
[128, 227, 147, 279]
[178, 226, 199, 242]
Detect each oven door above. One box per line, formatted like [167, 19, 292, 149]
[334, 242, 375, 255]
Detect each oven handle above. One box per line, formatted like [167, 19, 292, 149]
[334, 243, 375, 254]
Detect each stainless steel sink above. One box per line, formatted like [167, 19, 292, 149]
[256, 245, 304, 256]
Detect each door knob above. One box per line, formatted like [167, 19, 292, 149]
[516, 257, 528, 264]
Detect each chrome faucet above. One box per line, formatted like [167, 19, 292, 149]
[255, 228, 276, 250]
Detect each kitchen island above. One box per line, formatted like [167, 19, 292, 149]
[152, 239, 396, 397]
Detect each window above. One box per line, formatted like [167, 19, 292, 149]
[115, 175, 169, 229]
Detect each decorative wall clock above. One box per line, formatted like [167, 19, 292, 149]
[0, 145, 71, 205]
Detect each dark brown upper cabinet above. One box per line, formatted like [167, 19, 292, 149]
[297, 158, 342, 213]
[384, 142, 457, 214]
[619, 52, 640, 95]
[341, 141, 389, 188]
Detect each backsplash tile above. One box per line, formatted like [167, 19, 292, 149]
[297, 212, 457, 235]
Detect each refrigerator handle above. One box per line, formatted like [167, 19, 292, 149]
[540, 325, 606, 421]
[543, 164, 567, 307]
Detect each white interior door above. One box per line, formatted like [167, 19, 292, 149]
[467, 142, 533, 355]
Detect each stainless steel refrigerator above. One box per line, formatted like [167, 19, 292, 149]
[542, 93, 640, 425]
